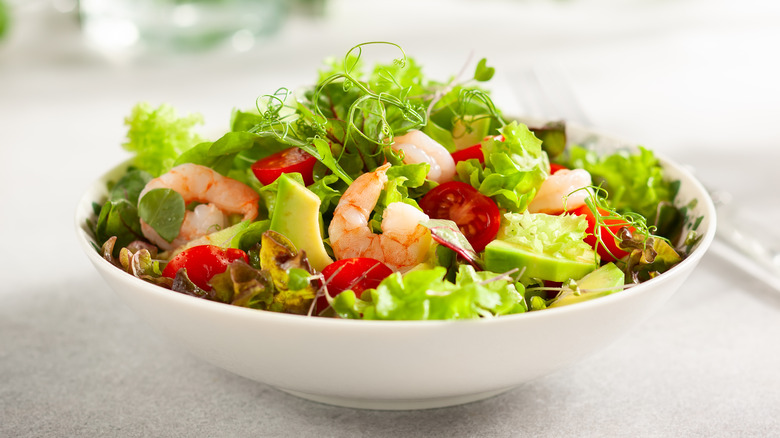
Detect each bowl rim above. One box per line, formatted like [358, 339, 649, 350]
[75, 126, 717, 329]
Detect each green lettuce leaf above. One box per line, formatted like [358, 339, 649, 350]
[93, 169, 152, 256]
[331, 265, 526, 320]
[456, 122, 549, 212]
[565, 145, 679, 229]
[498, 211, 592, 260]
[122, 103, 205, 177]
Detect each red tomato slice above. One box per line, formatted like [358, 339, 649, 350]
[418, 181, 500, 253]
[570, 205, 634, 262]
[317, 258, 393, 312]
[451, 144, 484, 164]
[251, 147, 317, 186]
[162, 245, 248, 290]
[549, 163, 568, 174]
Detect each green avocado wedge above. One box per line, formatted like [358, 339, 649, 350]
[484, 239, 598, 283]
[483, 211, 599, 283]
[549, 262, 625, 308]
[269, 174, 334, 271]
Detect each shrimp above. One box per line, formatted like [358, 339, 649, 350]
[392, 130, 456, 183]
[139, 163, 260, 251]
[527, 168, 593, 214]
[328, 163, 432, 272]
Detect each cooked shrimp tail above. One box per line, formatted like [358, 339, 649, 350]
[392, 130, 456, 183]
[527, 168, 593, 214]
[328, 163, 432, 272]
[139, 163, 260, 251]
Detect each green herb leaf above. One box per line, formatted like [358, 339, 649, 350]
[137, 188, 185, 243]
[94, 199, 144, 257]
[108, 169, 153, 204]
[473, 58, 495, 82]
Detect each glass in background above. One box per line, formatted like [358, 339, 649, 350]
[78, 0, 287, 53]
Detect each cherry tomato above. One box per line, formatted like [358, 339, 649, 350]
[570, 205, 634, 262]
[317, 258, 393, 312]
[451, 144, 484, 164]
[162, 245, 248, 290]
[549, 163, 568, 174]
[251, 147, 317, 186]
[418, 181, 500, 253]
[449, 135, 504, 165]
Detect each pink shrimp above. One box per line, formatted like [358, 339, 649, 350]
[392, 130, 456, 183]
[527, 168, 593, 214]
[328, 163, 432, 272]
[139, 163, 259, 251]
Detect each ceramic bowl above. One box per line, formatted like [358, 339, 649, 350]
[76, 123, 716, 410]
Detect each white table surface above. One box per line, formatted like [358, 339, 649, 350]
[2, 0, 780, 436]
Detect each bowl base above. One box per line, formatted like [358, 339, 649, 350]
[277, 386, 516, 410]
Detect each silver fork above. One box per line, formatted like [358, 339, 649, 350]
[511, 67, 780, 292]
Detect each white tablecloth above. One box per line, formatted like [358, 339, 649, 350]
[2, 0, 779, 436]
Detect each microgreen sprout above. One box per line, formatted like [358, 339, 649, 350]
[312, 42, 427, 150]
[580, 185, 655, 263]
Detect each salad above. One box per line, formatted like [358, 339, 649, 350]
[89, 42, 699, 320]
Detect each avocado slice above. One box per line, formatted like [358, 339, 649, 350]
[484, 239, 598, 282]
[549, 262, 625, 308]
[269, 174, 333, 271]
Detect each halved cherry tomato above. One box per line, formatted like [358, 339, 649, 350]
[251, 147, 317, 186]
[317, 258, 393, 312]
[451, 144, 484, 164]
[570, 205, 634, 262]
[418, 181, 500, 253]
[549, 163, 568, 174]
[162, 245, 248, 290]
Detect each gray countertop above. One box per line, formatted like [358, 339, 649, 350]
[4, 251, 779, 437]
[2, 1, 779, 436]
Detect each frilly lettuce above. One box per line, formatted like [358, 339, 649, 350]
[122, 103, 205, 177]
[331, 265, 527, 320]
[498, 211, 593, 261]
[456, 122, 549, 212]
[565, 145, 679, 226]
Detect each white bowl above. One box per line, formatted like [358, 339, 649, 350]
[75, 123, 716, 410]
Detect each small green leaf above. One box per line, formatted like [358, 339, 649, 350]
[109, 169, 153, 204]
[474, 58, 495, 82]
[138, 188, 185, 243]
[95, 199, 144, 257]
